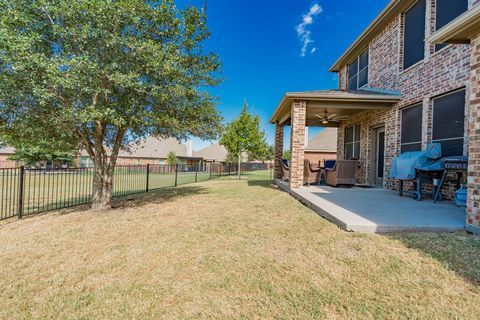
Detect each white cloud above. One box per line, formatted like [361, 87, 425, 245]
[296, 3, 323, 57]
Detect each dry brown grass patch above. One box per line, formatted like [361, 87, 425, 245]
[0, 172, 479, 319]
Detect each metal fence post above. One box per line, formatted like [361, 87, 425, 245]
[209, 163, 212, 180]
[17, 166, 25, 219]
[146, 164, 150, 192]
[195, 164, 198, 183]
[175, 163, 178, 187]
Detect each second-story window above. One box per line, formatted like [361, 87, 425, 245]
[403, 0, 426, 70]
[435, 0, 468, 51]
[348, 49, 369, 90]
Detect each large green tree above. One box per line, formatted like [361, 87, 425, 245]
[220, 103, 267, 179]
[0, 0, 222, 210]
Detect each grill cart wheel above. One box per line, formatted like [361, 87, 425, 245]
[413, 192, 421, 201]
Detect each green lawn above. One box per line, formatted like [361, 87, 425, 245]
[0, 171, 479, 319]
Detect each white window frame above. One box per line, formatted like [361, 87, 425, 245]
[348, 49, 369, 90]
[345, 124, 361, 159]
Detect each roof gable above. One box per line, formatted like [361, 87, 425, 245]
[306, 128, 338, 152]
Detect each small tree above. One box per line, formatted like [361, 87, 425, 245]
[1, 131, 77, 167]
[226, 152, 238, 164]
[249, 144, 274, 163]
[220, 103, 267, 179]
[0, 1, 222, 210]
[167, 151, 178, 166]
[282, 150, 291, 160]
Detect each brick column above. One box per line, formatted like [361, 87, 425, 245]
[467, 32, 480, 234]
[274, 122, 284, 179]
[290, 100, 306, 189]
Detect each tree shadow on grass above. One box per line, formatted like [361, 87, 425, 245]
[112, 185, 209, 209]
[388, 232, 480, 286]
[247, 179, 276, 189]
[0, 185, 210, 224]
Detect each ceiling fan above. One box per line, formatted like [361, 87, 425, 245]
[313, 110, 350, 125]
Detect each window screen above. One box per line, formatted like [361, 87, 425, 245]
[345, 124, 361, 159]
[432, 89, 466, 157]
[435, 0, 468, 51]
[348, 49, 368, 90]
[401, 103, 423, 153]
[403, 0, 426, 70]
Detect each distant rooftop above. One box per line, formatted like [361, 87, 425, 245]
[306, 128, 338, 152]
[194, 143, 228, 162]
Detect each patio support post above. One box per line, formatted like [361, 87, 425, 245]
[274, 122, 284, 179]
[467, 32, 480, 235]
[290, 100, 307, 189]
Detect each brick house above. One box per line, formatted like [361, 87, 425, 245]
[304, 128, 337, 166]
[0, 146, 17, 168]
[270, 0, 480, 234]
[77, 137, 202, 168]
[193, 143, 228, 163]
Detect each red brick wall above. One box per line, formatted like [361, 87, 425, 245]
[304, 151, 337, 167]
[467, 32, 480, 233]
[336, 1, 471, 199]
[0, 154, 17, 168]
[290, 101, 306, 188]
[274, 123, 284, 179]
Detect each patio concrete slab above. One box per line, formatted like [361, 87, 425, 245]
[274, 180, 466, 233]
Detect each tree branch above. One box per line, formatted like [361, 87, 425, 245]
[108, 126, 127, 173]
[76, 128, 95, 159]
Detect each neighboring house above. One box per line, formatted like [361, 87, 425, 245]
[0, 146, 16, 168]
[271, 0, 480, 233]
[193, 143, 228, 163]
[77, 137, 202, 167]
[304, 128, 337, 166]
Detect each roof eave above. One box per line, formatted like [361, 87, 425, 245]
[429, 5, 480, 44]
[269, 91, 402, 124]
[329, 0, 416, 72]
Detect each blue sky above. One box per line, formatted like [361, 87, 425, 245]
[180, 0, 390, 150]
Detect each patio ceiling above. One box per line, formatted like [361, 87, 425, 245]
[270, 89, 402, 127]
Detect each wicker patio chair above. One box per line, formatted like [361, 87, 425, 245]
[280, 159, 290, 181]
[304, 159, 322, 186]
[325, 160, 357, 187]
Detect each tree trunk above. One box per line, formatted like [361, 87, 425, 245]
[237, 152, 242, 180]
[91, 157, 114, 211]
[88, 126, 126, 211]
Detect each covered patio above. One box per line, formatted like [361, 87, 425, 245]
[275, 180, 465, 233]
[270, 89, 401, 189]
[270, 89, 468, 233]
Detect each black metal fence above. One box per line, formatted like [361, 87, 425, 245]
[0, 162, 269, 220]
